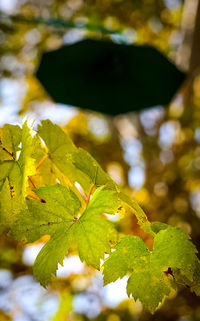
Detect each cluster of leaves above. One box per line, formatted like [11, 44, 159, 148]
[0, 119, 200, 313]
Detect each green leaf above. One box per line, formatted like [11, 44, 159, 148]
[103, 226, 199, 313]
[0, 124, 21, 160]
[103, 235, 174, 313]
[70, 148, 116, 190]
[37, 119, 75, 156]
[12, 184, 81, 286]
[0, 122, 36, 191]
[38, 120, 116, 192]
[117, 192, 151, 232]
[0, 161, 25, 232]
[13, 184, 120, 286]
[12, 184, 81, 242]
[152, 226, 198, 281]
[0, 161, 15, 183]
[38, 120, 91, 191]
[172, 259, 200, 296]
[18, 121, 36, 196]
[81, 186, 119, 216]
[0, 122, 36, 232]
[150, 221, 168, 234]
[103, 235, 149, 285]
[38, 120, 150, 229]
[127, 266, 173, 314]
[0, 169, 22, 233]
[34, 226, 74, 287]
[74, 186, 119, 269]
[190, 260, 200, 295]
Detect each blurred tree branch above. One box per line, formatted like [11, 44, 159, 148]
[189, 0, 200, 73]
[0, 12, 122, 35]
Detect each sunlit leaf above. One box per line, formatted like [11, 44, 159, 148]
[103, 226, 199, 313]
[13, 184, 119, 286]
[0, 122, 36, 232]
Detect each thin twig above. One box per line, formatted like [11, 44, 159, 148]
[0, 12, 122, 35]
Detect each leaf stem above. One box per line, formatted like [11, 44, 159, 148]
[86, 184, 95, 207]
[27, 193, 46, 203]
[36, 154, 48, 171]
[86, 167, 98, 206]
[28, 154, 48, 192]
[28, 176, 37, 189]
[0, 145, 15, 160]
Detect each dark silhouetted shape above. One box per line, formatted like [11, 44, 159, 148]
[36, 39, 185, 115]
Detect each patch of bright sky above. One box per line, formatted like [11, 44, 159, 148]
[140, 106, 165, 136]
[0, 78, 27, 126]
[159, 121, 178, 148]
[73, 273, 129, 318]
[195, 128, 200, 142]
[121, 136, 145, 190]
[165, 0, 182, 10]
[1, 54, 25, 76]
[0, 0, 18, 13]
[122, 28, 137, 43]
[104, 212, 120, 222]
[23, 245, 84, 278]
[0, 269, 131, 320]
[0, 105, 21, 126]
[101, 276, 129, 308]
[73, 293, 102, 318]
[128, 165, 145, 190]
[23, 244, 45, 266]
[122, 137, 142, 166]
[22, 244, 130, 319]
[0, 274, 59, 321]
[88, 116, 110, 140]
[0, 288, 10, 312]
[63, 29, 86, 44]
[110, 34, 128, 44]
[11, 276, 58, 321]
[56, 256, 84, 277]
[73, 273, 103, 317]
[190, 189, 200, 218]
[26, 101, 78, 127]
[0, 77, 78, 127]
[0, 270, 13, 289]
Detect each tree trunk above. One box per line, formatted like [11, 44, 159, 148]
[189, 0, 200, 73]
[176, 0, 200, 73]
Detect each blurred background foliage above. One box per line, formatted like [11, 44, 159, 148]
[1, 0, 200, 320]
